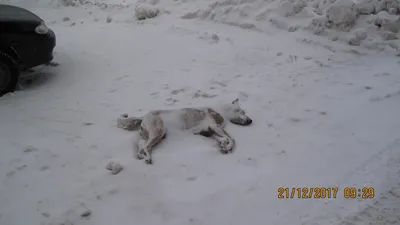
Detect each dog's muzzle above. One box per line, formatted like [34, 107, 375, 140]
[246, 118, 252, 124]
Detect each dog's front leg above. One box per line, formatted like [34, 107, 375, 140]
[208, 124, 235, 154]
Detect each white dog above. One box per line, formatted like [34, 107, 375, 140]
[117, 98, 252, 164]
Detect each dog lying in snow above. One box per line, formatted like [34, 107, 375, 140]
[117, 98, 252, 164]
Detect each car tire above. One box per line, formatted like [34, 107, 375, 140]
[0, 60, 18, 97]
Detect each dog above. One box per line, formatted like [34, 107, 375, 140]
[117, 98, 252, 164]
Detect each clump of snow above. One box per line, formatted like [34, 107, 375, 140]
[380, 30, 399, 40]
[58, 0, 85, 7]
[388, 7, 398, 14]
[62, 16, 71, 21]
[134, 3, 160, 20]
[348, 36, 361, 45]
[326, 0, 358, 31]
[375, 11, 400, 33]
[346, 28, 369, 46]
[106, 161, 124, 174]
[357, 0, 376, 14]
[354, 28, 368, 40]
[80, 208, 91, 217]
[106, 15, 112, 23]
[269, 0, 308, 17]
[308, 15, 328, 35]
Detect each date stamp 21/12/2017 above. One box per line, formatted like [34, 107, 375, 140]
[278, 187, 375, 199]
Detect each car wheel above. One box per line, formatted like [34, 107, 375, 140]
[0, 61, 18, 97]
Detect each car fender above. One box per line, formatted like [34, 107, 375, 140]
[0, 50, 20, 78]
[0, 43, 23, 64]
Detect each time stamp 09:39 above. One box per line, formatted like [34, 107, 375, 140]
[278, 187, 375, 199]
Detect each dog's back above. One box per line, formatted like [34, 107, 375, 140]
[117, 107, 223, 131]
[148, 107, 223, 130]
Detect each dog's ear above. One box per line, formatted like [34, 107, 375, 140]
[232, 98, 239, 104]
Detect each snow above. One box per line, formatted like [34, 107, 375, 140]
[326, 0, 358, 30]
[134, 3, 160, 20]
[0, 0, 400, 225]
[177, 0, 400, 50]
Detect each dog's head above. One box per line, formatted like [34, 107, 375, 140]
[225, 98, 252, 126]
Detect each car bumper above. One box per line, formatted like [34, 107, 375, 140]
[16, 28, 56, 69]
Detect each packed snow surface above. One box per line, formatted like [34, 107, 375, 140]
[0, 0, 400, 225]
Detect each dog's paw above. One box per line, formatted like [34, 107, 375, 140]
[136, 148, 146, 160]
[218, 137, 233, 154]
[137, 153, 144, 160]
[220, 149, 230, 154]
[145, 159, 153, 164]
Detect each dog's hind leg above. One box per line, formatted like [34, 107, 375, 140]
[137, 114, 166, 164]
[140, 135, 165, 164]
[133, 133, 146, 160]
[208, 124, 235, 154]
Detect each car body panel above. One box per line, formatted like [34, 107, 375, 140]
[0, 4, 56, 69]
[0, 4, 42, 23]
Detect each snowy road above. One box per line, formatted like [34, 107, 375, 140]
[0, 2, 400, 225]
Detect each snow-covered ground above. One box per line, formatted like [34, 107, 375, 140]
[1, 0, 400, 225]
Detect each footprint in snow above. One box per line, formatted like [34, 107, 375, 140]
[192, 90, 217, 99]
[24, 146, 39, 153]
[40, 166, 50, 171]
[170, 88, 186, 95]
[186, 176, 197, 181]
[6, 165, 27, 177]
[165, 98, 179, 105]
[288, 117, 302, 123]
[150, 92, 159, 96]
[41, 212, 50, 218]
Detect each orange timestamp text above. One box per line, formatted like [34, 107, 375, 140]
[278, 187, 375, 199]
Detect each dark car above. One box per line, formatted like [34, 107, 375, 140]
[0, 4, 56, 96]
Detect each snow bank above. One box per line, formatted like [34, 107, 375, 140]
[178, 0, 400, 51]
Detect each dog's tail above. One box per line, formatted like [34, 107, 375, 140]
[117, 114, 142, 131]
